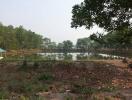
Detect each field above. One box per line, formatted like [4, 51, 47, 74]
[0, 60, 131, 100]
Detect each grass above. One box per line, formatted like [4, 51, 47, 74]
[72, 84, 97, 95]
[65, 95, 73, 100]
[99, 86, 118, 92]
[0, 90, 9, 99]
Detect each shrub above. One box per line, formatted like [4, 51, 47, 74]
[38, 73, 54, 82]
[32, 61, 39, 69]
[21, 60, 28, 67]
[33, 62, 39, 67]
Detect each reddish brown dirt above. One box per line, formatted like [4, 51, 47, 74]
[0, 60, 131, 99]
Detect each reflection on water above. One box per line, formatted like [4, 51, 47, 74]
[37, 52, 125, 61]
[38, 53, 88, 61]
[3, 52, 126, 61]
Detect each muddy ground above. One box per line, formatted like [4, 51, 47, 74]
[0, 60, 131, 100]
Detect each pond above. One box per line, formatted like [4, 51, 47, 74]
[37, 52, 126, 61]
[2, 51, 129, 61]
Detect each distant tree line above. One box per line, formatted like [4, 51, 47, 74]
[0, 22, 131, 51]
[0, 23, 43, 50]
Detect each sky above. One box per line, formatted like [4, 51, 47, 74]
[0, 0, 104, 44]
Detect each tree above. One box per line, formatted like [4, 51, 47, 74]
[76, 38, 89, 50]
[63, 40, 73, 52]
[48, 42, 57, 49]
[43, 38, 51, 49]
[76, 37, 100, 51]
[104, 28, 132, 48]
[57, 43, 64, 49]
[0, 23, 44, 50]
[71, 0, 132, 31]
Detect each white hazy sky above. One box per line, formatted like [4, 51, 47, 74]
[0, 0, 104, 44]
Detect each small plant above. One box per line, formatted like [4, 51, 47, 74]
[22, 60, 28, 67]
[64, 54, 72, 60]
[0, 91, 9, 99]
[72, 84, 97, 95]
[23, 83, 33, 92]
[32, 61, 39, 69]
[65, 95, 73, 100]
[100, 86, 117, 92]
[38, 73, 54, 82]
[19, 60, 28, 70]
[20, 95, 29, 100]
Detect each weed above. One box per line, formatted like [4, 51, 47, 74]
[100, 86, 117, 92]
[33, 61, 39, 67]
[72, 84, 97, 95]
[65, 95, 73, 100]
[20, 60, 28, 70]
[38, 73, 54, 82]
[20, 95, 29, 100]
[0, 90, 9, 99]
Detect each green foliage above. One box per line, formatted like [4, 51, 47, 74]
[99, 86, 117, 92]
[38, 73, 54, 82]
[0, 90, 9, 99]
[89, 28, 132, 49]
[19, 60, 29, 71]
[72, 84, 97, 95]
[65, 95, 73, 100]
[56, 61, 74, 67]
[20, 96, 29, 100]
[43, 38, 57, 49]
[33, 61, 39, 67]
[76, 37, 102, 50]
[62, 40, 73, 53]
[0, 24, 43, 50]
[22, 60, 28, 68]
[64, 54, 72, 60]
[71, 0, 132, 31]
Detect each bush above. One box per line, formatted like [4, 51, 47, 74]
[32, 61, 39, 69]
[33, 62, 39, 67]
[22, 60, 28, 67]
[38, 74, 54, 82]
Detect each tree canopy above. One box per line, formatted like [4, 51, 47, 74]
[71, 0, 132, 31]
[0, 23, 43, 50]
[63, 40, 73, 52]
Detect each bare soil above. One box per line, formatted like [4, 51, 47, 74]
[0, 60, 131, 100]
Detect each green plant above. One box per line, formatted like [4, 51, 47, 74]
[72, 84, 97, 95]
[76, 96, 84, 100]
[20, 95, 29, 100]
[23, 83, 33, 92]
[65, 95, 73, 100]
[0, 91, 9, 99]
[32, 61, 39, 69]
[38, 73, 54, 82]
[100, 86, 117, 92]
[22, 60, 27, 66]
[33, 62, 39, 67]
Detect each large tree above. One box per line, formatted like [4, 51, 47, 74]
[71, 0, 132, 31]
